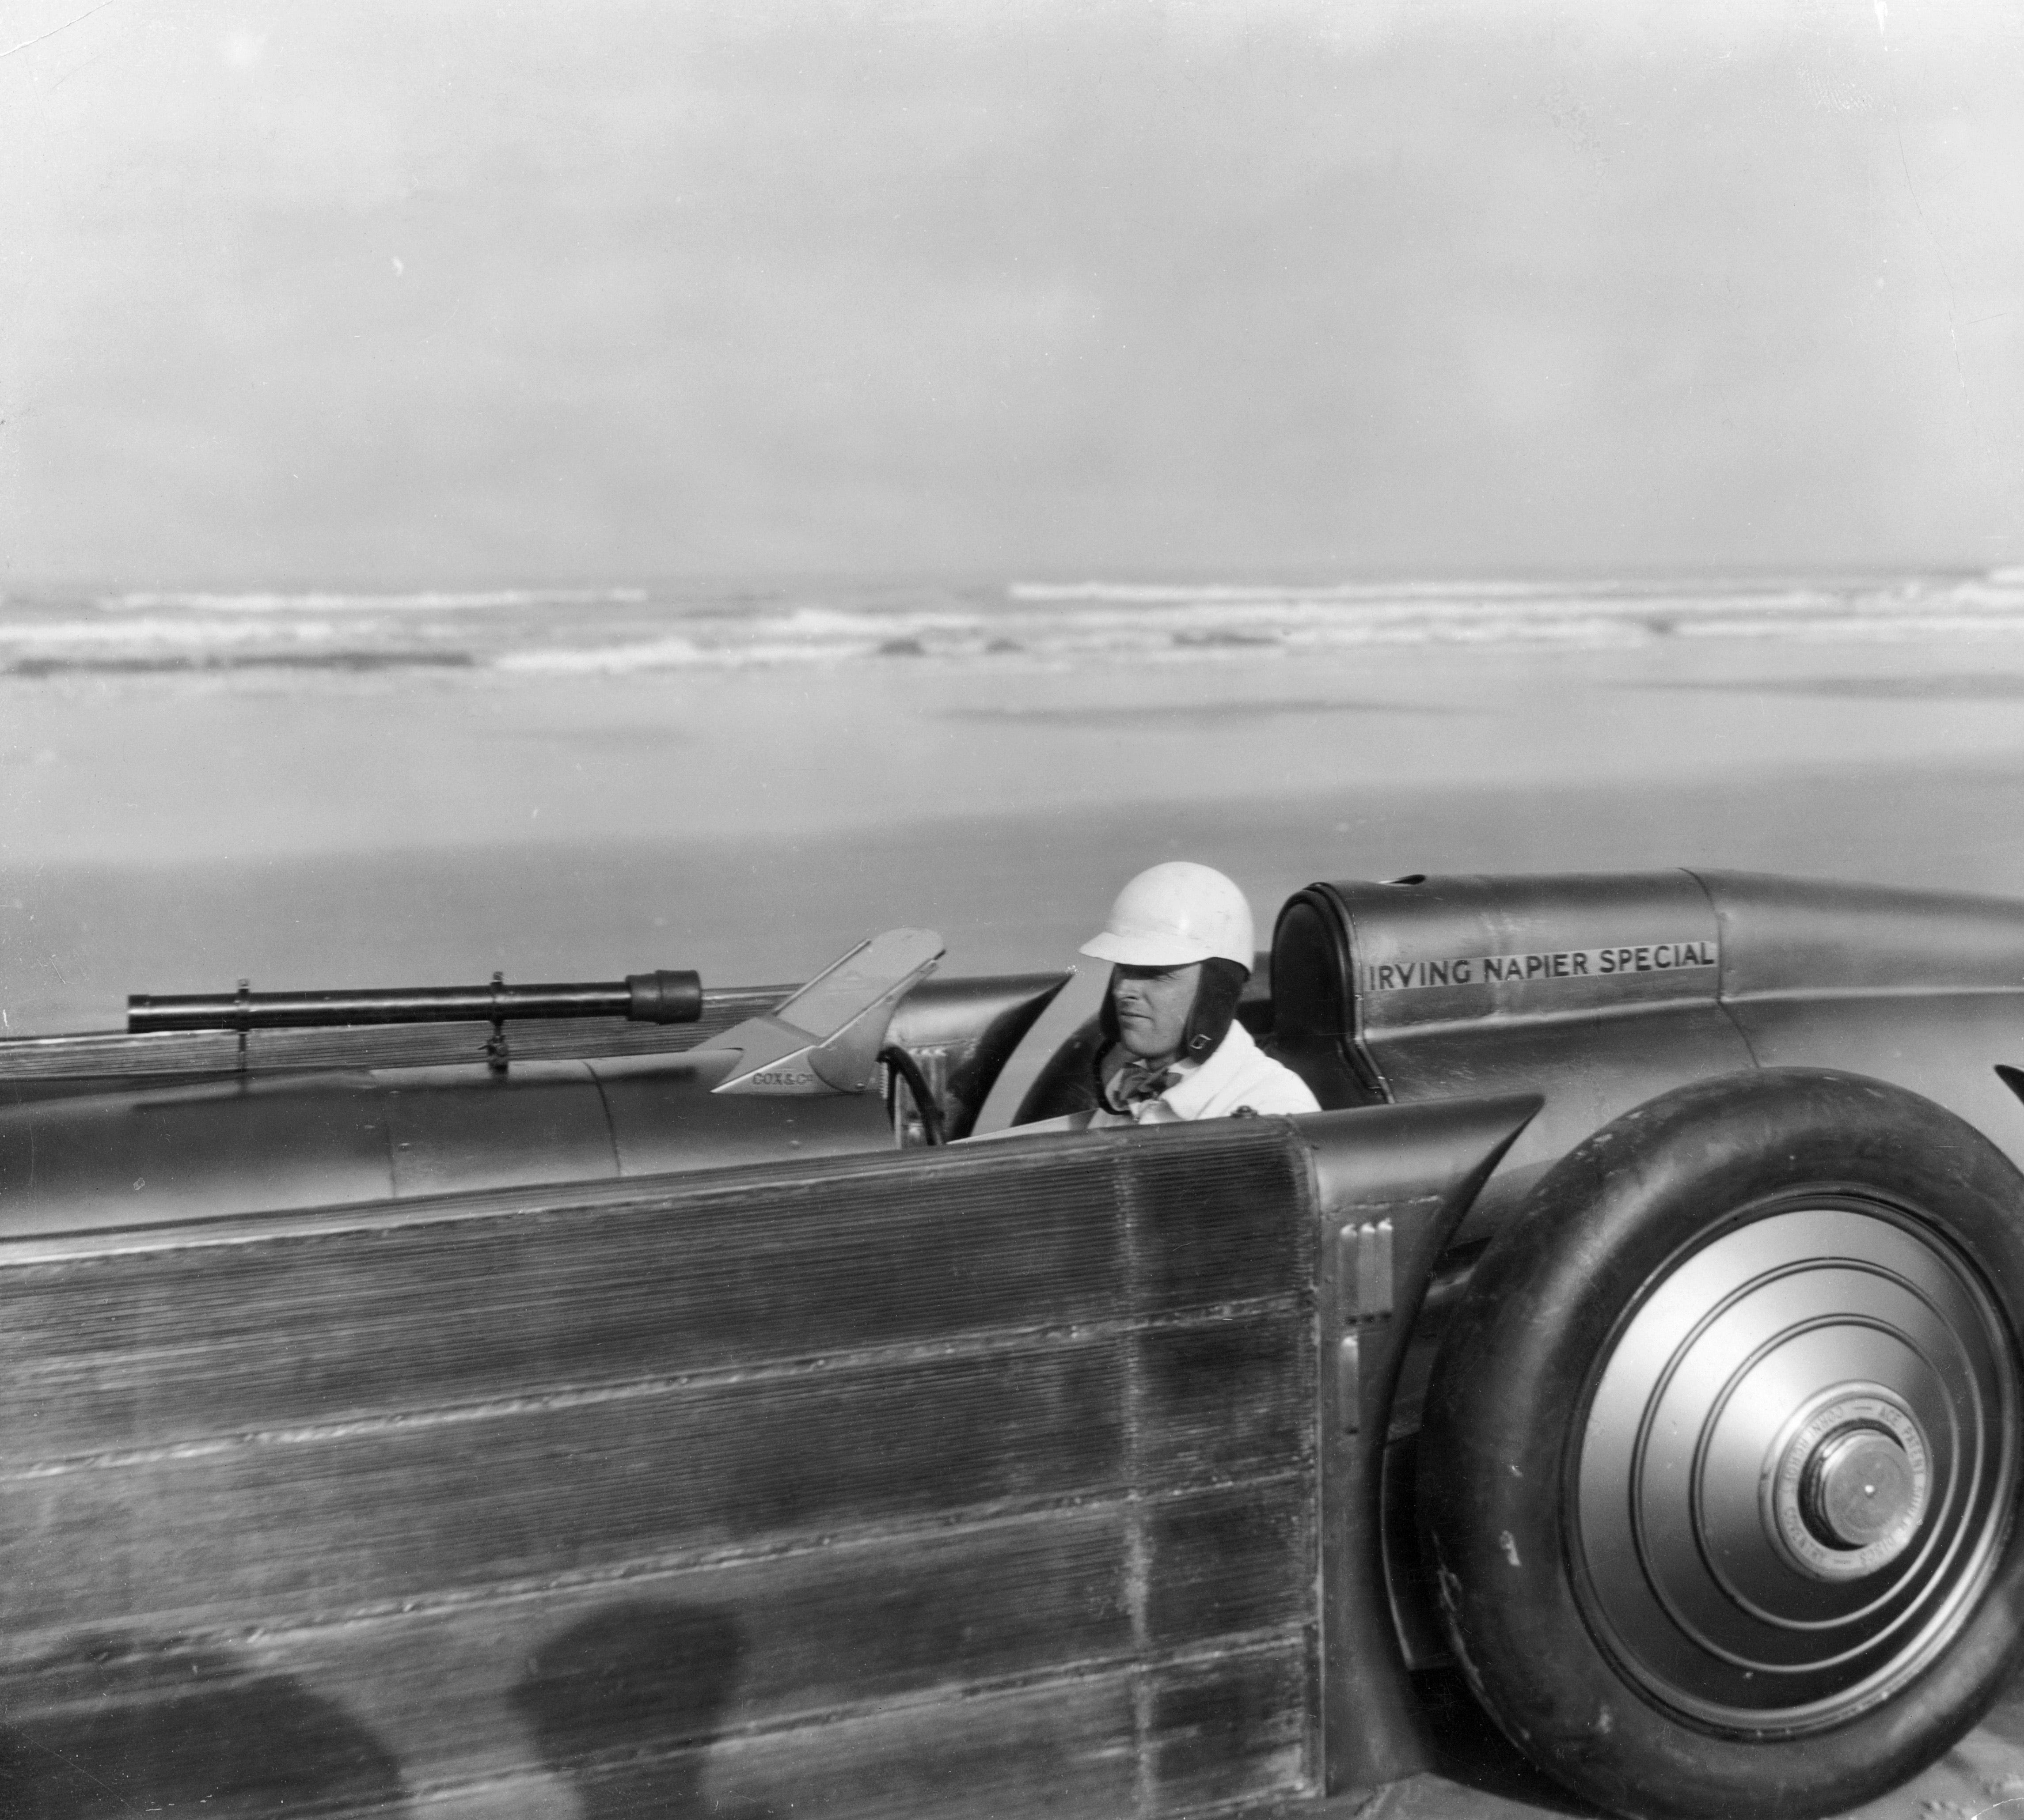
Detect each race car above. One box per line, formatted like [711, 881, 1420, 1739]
[2, 867, 2023, 1820]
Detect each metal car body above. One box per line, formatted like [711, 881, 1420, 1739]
[2, 868, 2023, 1820]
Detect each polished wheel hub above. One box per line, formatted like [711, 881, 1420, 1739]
[1770, 1391, 1929, 1579]
[1575, 1205, 2017, 1733]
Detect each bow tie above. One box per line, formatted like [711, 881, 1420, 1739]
[1109, 1059, 1181, 1110]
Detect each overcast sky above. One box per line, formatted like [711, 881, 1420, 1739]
[3, 0, 2022, 588]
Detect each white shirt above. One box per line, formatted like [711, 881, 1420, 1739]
[1088, 1021, 1321, 1126]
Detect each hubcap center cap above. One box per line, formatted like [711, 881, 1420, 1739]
[1804, 1427, 1915, 1548]
[1767, 1390, 1930, 1581]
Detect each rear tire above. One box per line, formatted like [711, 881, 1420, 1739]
[1419, 1069, 2024, 1820]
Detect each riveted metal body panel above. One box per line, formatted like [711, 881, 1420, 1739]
[1693, 870, 2024, 1179]
[0, 1056, 894, 1237]
[0, 1073, 396, 1235]
[1265, 869, 2024, 1244]
[0, 975, 1047, 1236]
[1275, 874, 1752, 1237]
[592, 1050, 895, 1175]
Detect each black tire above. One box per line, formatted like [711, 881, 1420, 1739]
[1419, 1068, 2024, 1820]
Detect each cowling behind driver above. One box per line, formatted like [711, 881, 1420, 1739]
[1082, 863, 1319, 1125]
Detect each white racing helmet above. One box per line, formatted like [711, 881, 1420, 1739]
[1080, 862, 1256, 973]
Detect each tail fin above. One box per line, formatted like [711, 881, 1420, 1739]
[705, 928, 945, 1095]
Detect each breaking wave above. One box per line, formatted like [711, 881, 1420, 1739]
[3, 569, 2021, 680]
[102, 588, 649, 613]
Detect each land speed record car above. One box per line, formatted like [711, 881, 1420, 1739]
[2, 868, 2024, 1820]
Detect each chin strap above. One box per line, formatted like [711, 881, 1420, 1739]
[1179, 956, 1249, 1057]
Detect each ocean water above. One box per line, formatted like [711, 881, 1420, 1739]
[5, 569, 2024, 678]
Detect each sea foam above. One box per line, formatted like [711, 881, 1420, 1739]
[0, 570, 2018, 680]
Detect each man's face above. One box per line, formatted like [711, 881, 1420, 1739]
[1109, 962, 1201, 1065]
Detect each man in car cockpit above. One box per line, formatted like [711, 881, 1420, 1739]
[1081, 863, 1319, 1125]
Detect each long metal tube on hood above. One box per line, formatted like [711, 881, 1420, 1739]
[126, 970, 704, 1033]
